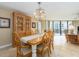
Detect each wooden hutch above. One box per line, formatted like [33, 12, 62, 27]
[12, 12, 32, 47]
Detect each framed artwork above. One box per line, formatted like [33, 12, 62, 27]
[0, 17, 10, 28]
[32, 22, 36, 28]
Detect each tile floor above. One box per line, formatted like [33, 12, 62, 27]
[0, 35, 79, 57]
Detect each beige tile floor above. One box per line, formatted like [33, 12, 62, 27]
[52, 35, 79, 57]
[0, 35, 79, 57]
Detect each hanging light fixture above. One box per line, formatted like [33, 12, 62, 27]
[34, 2, 46, 21]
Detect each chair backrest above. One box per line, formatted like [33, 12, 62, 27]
[42, 32, 51, 47]
[14, 32, 21, 46]
[47, 30, 54, 42]
[48, 30, 54, 36]
[14, 31, 26, 41]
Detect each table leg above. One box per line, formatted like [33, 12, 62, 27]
[32, 45, 37, 57]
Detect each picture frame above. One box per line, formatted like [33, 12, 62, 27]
[0, 17, 10, 28]
[32, 22, 36, 28]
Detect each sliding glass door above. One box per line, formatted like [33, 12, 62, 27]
[53, 21, 68, 35]
[37, 20, 72, 35]
[61, 21, 68, 35]
[45, 20, 69, 35]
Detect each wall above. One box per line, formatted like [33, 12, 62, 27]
[72, 20, 79, 34]
[0, 7, 12, 46]
[41, 20, 46, 33]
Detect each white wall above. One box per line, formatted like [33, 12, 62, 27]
[0, 8, 12, 46]
[72, 20, 79, 34]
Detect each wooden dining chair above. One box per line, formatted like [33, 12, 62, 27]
[17, 44, 32, 57]
[37, 32, 51, 57]
[47, 30, 54, 54]
[14, 32, 32, 57]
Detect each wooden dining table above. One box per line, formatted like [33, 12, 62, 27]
[20, 33, 44, 57]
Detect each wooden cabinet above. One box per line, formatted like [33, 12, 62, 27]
[12, 12, 32, 47]
[25, 17, 31, 35]
[66, 34, 79, 44]
[13, 12, 25, 32]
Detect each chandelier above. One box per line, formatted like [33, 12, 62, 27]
[34, 2, 46, 21]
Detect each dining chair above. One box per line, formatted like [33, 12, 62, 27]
[47, 30, 54, 54]
[14, 32, 32, 57]
[37, 32, 51, 57]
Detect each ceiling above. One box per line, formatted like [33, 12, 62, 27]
[0, 2, 79, 20]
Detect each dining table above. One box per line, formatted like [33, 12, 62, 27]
[20, 33, 44, 57]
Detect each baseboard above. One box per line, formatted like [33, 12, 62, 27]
[0, 43, 12, 49]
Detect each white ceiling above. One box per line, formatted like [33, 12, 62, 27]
[0, 2, 79, 20]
